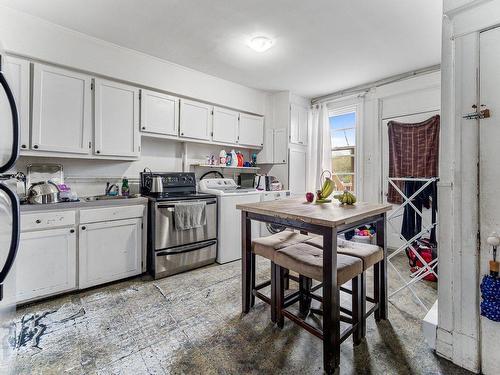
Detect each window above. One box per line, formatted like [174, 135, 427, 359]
[329, 109, 356, 192]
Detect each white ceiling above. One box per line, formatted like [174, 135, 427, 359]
[0, 0, 442, 98]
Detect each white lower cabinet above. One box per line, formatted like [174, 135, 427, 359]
[15, 227, 77, 303]
[78, 218, 142, 289]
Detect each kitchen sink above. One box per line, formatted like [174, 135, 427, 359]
[84, 194, 139, 202]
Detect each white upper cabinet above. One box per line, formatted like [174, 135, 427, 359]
[238, 113, 264, 147]
[290, 104, 308, 145]
[257, 128, 274, 164]
[212, 106, 239, 144]
[289, 147, 307, 196]
[140, 89, 179, 136]
[2, 56, 30, 150]
[94, 78, 140, 158]
[179, 99, 212, 140]
[32, 63, 92, 154]
[273, 128, 288, 164]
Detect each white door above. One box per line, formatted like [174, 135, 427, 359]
[179, 99, 212, 140]
[381, 111, 439, 249]
[14, 227, 76, 303]
[140, 89, 179, 136]
[257, 128, 274, 164]
[32, 63, 91, 154]
[79, 218, 142, 289]
[289, 146, 307, 196]
[2, 56, 29, 150]
[239, 113, 264, 147]
[94, 78, 140, 158]
[479, 27, 500, 375]
[212, 106, 238, 144]
[273, 128, 288, 164]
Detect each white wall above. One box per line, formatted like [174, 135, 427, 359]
[0, 5, 266, 115]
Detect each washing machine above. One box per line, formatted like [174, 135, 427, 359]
[260, 190, 291, 237]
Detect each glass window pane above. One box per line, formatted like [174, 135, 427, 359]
[329, 112, 355, 131]
[331, 128, 355, 148]
[337, 174, 354, 192]
[332, 155, 355, 174]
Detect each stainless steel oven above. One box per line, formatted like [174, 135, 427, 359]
[154, 198, 217, 250]
[142, 171, 218, 279]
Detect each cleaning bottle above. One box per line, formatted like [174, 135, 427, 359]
[230, 150, 238, 167]
[121, 177, 130, 197]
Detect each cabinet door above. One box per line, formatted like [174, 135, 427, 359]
[288, 147, 307, 196]
[257, 128, 274, 164]
[238, 113, 264, 147]
[32, 63, 91, 154]
[290, 104, 300, 144]
[273, 128, 288, 164]
[298, 106, 309, 145]
[290, 104, 308, 145]
[140, 89, 179, 136]
[15, 227, 77, 303]
[94, 79, 140, 158]
[179, 99, 212, 140]
[79, 218, 142, 289]
[212, 106, 238, 144]
[2, 56, 30, 150]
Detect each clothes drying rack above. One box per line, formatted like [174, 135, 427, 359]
[386, 176, 438, 312]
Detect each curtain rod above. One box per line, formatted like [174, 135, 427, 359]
[311, 64, 441, 105]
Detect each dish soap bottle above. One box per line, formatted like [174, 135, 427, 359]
[121, 177, 130, 197]
[230, 150, 238, 167]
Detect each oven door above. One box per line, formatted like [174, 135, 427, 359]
[154, 239, 216, 278]
[155, 198, 217, 250]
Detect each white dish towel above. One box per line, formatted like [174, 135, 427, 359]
[174, 201, 207, 230]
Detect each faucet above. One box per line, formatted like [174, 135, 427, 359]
[105, 182, 119, 196]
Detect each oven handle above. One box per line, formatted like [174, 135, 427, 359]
[156, 240, 217, 256]
[157, 200, 217, 209]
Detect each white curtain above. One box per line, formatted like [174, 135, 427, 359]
[307, 103, 332, 192]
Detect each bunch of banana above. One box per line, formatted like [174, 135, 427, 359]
[318, 177, 334, 199]
[333, 190, 357, 205]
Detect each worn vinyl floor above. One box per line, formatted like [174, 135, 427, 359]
[3, 253, 470, 375]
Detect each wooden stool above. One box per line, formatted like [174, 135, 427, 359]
[273, 243, 364, 345]
[305, 236, 384, 336]
[251, 231, 311, 321]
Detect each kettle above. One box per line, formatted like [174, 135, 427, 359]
[150, 176, 164, 193]
[27, 181, 61, 204]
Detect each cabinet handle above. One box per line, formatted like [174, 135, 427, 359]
[35, 219, 41, 224]
[81, 226, 86, 230]
[70, 229, 75, 233]
[21, 144, 27, 149]
[142, 126, 146, 130]
[33, 145, 39, 149]
[181, 132, 184, 136]
[283, 160, 286, 163]
[96, 151, 100, 154]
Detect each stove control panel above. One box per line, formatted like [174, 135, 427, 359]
[140, 172, 196, 195]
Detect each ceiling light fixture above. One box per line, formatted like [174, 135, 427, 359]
[248, 36, 274, 52]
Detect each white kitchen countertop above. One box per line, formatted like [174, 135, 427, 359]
[20, 196, 149, 212]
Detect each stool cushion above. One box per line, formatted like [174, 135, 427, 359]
[274, 243, 362, 285]
[305, 236, 383, 270]
[252, 231, 311, 261]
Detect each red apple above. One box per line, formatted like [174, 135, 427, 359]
[305, 192, 314, 203]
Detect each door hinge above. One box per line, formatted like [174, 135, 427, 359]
[91, 82, 94, 90]
[210, 132, 213, 137]
[88, 141, 92, 149]
[211, 110, 214, 115]
[139, 91, 142, 100]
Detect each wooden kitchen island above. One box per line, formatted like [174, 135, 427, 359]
[237, 198, 392, 375]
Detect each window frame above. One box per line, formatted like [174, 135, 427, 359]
[328, 104, 360, 194]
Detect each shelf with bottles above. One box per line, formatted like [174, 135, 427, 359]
[190, 164, 260, 171]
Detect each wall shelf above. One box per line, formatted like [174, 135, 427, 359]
[191, 164, 260, 171]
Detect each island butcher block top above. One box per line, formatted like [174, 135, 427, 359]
[236, 197, 392, 228]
